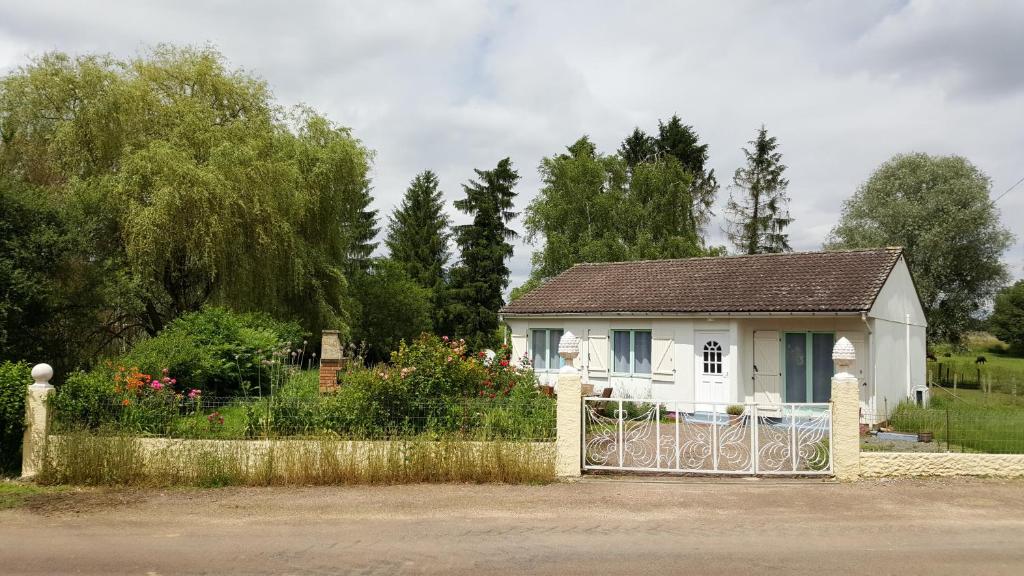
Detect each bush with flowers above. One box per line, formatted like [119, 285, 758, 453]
[309, 334, 554, 439]
[52, 363, 204, 435]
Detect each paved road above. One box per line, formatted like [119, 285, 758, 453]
[3, 477, 1024, 575]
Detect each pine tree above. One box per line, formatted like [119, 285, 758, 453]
[655, 115, 718, 230]
[447, 158, 520, 349]
[618, 128, 657, 168]
[343, 184, 379, 274]
[725, 125, 792, 254]
[385, 170, 451, 326]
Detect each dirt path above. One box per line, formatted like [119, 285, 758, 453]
[3, 477, 1024, 575]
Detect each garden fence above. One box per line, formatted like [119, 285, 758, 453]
[51, 395, 557, 442]
[861, 407, 1024, 455]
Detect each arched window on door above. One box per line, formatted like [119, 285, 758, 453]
[702, 341, 723, 374]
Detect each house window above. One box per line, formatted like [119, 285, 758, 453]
[784, 332, 834, 402]
[612, 330, 652, 375]
[531, 329, 564, 371]
[702, 341, 723, 374]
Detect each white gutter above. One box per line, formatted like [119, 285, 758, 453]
[905, 312, 912, 398]
[501, 311, 865, 319]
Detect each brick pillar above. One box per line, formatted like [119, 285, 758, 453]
[22, 364, 54, 478]
[831, 374, 861, 481]
[555, 372, 582, 478]
[319, 330, 343, 394]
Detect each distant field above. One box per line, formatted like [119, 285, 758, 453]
[929, 333, 1024, 395]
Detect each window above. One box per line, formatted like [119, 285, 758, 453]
[612, 330, 652, 375]
[784, 332, 834, 402]
[531, 329, 564, 371]
[702, 341, 722, 374]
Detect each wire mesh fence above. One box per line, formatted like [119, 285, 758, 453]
[861, 405, 1024, 454]
[51, 394, 557, 442]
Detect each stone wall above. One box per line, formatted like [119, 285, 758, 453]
[860, 452, 1024, 478]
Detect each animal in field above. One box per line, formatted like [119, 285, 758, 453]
[926, 351, 937, 361]
[976, 355, 987, 365]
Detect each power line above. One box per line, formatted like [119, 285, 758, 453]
[993, 175, 1024, 204]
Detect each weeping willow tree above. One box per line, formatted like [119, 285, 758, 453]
[0, 45, 371, 353]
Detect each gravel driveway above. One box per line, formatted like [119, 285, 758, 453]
[3, 477, 1024, 575]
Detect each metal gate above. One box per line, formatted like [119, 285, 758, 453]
[582, 399, 832, 475]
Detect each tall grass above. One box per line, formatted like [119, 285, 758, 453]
[887, 400, 1024, 454]
[37, 432, 555, 487]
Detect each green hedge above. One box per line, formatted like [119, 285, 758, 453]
[0, 361, 31, 475]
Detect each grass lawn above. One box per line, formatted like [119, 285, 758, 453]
[0, 481, 66, 510]
[930, 333, 1024, 394]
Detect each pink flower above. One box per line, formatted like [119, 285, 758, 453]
[170, 378, 177, 385]
[442, 336, 449, 342]
[150, 380, 163, 390]
[188, 389, 201, 399]
[446, 356, 453, 362]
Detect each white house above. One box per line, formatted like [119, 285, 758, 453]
[500, 247, 926, 419]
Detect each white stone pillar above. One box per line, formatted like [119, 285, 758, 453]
[555, 331, 582, 478]
[830, 338, 861, 481]
[22, 363, 54, 479]
[555, 373, 582, 478]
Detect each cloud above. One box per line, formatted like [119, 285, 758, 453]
[1, 0, 1021, 288]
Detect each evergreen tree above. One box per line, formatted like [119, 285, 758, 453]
[725, 125, 792, 254]
[448, 158, 520, 349]
[654, 115, 719, 230]
[343, 184, 379, 274]
[618, 128, 657, 168]
[385, 170, 451, 326]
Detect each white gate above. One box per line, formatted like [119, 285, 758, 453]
[582, 399, 832, 475]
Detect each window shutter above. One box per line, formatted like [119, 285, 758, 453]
[587, 334, 608, 375]
[652, 337, 674, 382]
[511, 333, 528, 366]
[753, 331, 781, 405]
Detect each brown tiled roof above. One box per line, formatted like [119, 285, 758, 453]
[501, 248, 904, 315]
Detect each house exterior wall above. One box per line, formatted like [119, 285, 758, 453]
[506, 256, 926, 414]
[869, 257, 926, 325]
[508, 316, 871, 408]
[867, 256, 928, 419]
[733, 317, 869, 405]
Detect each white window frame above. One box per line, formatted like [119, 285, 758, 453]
[612, 330, 652, 376]
[530, 328, 565, 372]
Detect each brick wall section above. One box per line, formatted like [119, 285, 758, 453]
[318, 330, 343, 394]
[319, 359, 342, 393]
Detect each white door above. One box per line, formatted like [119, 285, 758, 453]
[694, 331, 730, 412]
[753, 331, 782, 406]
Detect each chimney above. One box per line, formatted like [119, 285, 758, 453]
[319, 330, 343, 393]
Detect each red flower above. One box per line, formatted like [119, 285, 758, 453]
[499, 359, 509, 367]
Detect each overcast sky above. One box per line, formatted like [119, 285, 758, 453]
[1, 0, 1021, 289]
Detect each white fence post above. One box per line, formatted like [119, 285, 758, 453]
[831, 338, 861, 481]
[22, 363, 55, 479]
[555, 332, 583, 478]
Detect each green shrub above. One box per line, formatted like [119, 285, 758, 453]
[121, 307, 307, 396]
[50, 369, 118, 431]
[0, 361, 31, 474]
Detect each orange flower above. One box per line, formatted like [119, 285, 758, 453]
[121, 399, 131, 407]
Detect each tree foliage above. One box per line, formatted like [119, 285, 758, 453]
[447, 158, 519, 349]
[349, 259, 433, 364]
[989, 280, 1024, 356]
[385, 170, 451, 325]
[827, 153, 1014, 344]
[725, 125, 792, 254]
[0, 46, 373, 367]
[525, 136, 706, 281]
